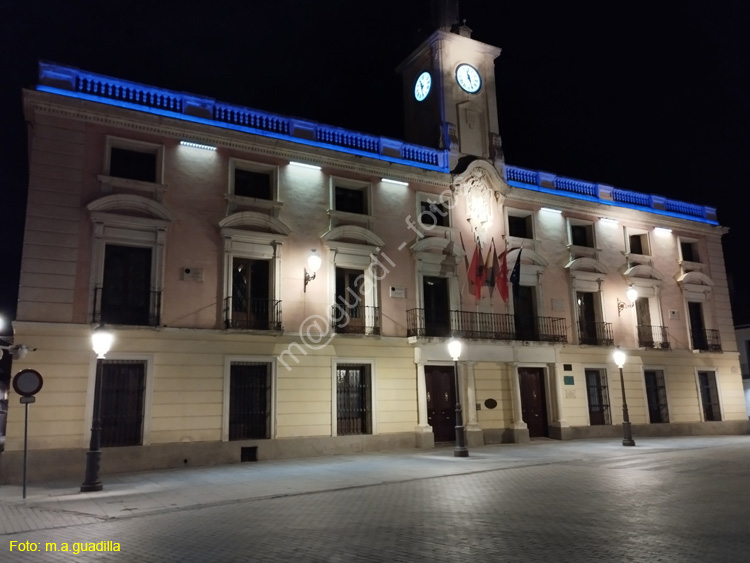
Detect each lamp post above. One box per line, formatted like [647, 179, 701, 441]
[612, 348, 635, 447]
[447, 338, 468, 457]
[81, 325, 114, 492]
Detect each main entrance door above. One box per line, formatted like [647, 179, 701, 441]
[425, 365, 456, 443]
[518, 367, 548, 437]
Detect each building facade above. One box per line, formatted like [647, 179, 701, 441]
[734, 325, 750, 415]
[2, 19, 747, 483]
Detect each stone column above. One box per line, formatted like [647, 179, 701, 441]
[548, 362, 570, 440]
[414, 356, 434, 449]
[464, 362, 484, 446]
[509, 363, 530, 443]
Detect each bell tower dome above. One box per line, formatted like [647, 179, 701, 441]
[396, 1, 504, 173]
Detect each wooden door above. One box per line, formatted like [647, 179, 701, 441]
[425, 365, 456, 442]
[518, 368, 548, 437]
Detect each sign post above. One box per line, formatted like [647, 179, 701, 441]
[12, 369, 44, 499]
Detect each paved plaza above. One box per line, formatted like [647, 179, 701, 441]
[1, 436, 749, 561]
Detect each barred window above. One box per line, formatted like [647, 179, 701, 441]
[336, 364, 372, 435]
[100, 360, 146, 447]
[698, 371, 721, 422]
[585, 368, 611, 426]
[229, 362, 272, 440]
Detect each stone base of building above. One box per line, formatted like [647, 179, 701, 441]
[0, 432, 418, 485]
[553, 420, 750, 441]
[481, 428, 528, 445]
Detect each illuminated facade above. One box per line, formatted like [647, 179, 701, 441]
[3, 17, 746, 483]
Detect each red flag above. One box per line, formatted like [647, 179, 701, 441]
[497, 245, 509, 304]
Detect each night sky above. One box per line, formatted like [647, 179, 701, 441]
[2, 0, 749, 324]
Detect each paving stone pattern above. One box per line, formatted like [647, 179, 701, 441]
[2, 437, 750, 562]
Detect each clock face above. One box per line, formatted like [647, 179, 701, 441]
[414, 71, 432, 101]
[456, 64, 481, 93]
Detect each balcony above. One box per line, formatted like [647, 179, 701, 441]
[93, 286, 161, 327]
[331, 305, 380, 335]
[637, 325, 671, 349]
[406, 309, 567, 343]
[690, 328, 722, 352]
[577, 321, 614, 346]
[224, 298, 282, 331]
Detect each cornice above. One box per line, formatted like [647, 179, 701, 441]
[23, 90, 451, 189]
[504, 186, 725, 235]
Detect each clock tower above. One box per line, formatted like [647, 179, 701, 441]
[396, 0, 504, 173]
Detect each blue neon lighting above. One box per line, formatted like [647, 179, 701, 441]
[35, 63, 718, 225]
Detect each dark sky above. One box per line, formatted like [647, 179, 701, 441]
[2, 0, 749, 323]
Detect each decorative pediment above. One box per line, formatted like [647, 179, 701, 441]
[565, 257, 609, 275]
[623, 264, 664, 281]
[677, 271, 713, 301]
[219, 211, 291, 235]
[321, 225, 384, 247]
[452, 160, 510, 246]
[87, 194, 175, 222]
[676, 271, 713, 287]
[507, 248, 548, 267]
[410, 236, 465, 258]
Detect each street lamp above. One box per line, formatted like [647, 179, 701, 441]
[447, 338, 468, 457]
[612, 348, 635, 447]
[81, 325, 114, 492]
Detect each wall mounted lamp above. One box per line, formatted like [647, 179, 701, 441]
[0, 343, 37, 360]
[617, 285, 638, 316]
[304, 250, 322, 292]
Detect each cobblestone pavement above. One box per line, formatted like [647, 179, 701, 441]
[2, 436, 750, 561]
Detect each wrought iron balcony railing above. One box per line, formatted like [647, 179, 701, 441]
[637, 325, 671, 349]
[406, 309, 567, 343]
[690, 328, 722, 352]
[577, 321, 614, 346]
[93, 286, 161, 327]
[224, 297, 282, 331]
[331, 305, 380, 335]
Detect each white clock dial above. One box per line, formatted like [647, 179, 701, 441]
[456, 64, 481, 93]
[414, 71, 432, 101]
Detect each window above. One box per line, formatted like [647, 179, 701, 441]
[688, 301, 707, 350]
[628, 233, 650, 255]
[644, 370, 669, 423]
[99, 244, 155, 326]
[100, 360, 146, 447]
[229, 159, 277, 201]
[229, 362, 272, 440]
[422, 276, 451, 337]
[229, 258, 279, 330]
[680, 240, 700, 263]
[585, 368, 611, 425]
[697, 371, 721, 421]
[420, 201, 450, 227]
[576, 292, 612, 346]
[334, 268, 366, 333]
[106, 137, 162, 183]
[514, 285, 538, 340]
[508, 214, 533, 239]
[220, 212, 290, 332]
[336, 364, 372, 435]
[335, 185, 367, 214]
[235, 169, 271, 199]
[571, 224, 594, 248]
[87, 194, 172, 328]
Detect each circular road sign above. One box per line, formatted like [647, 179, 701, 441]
[12, 369, 44, 397]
